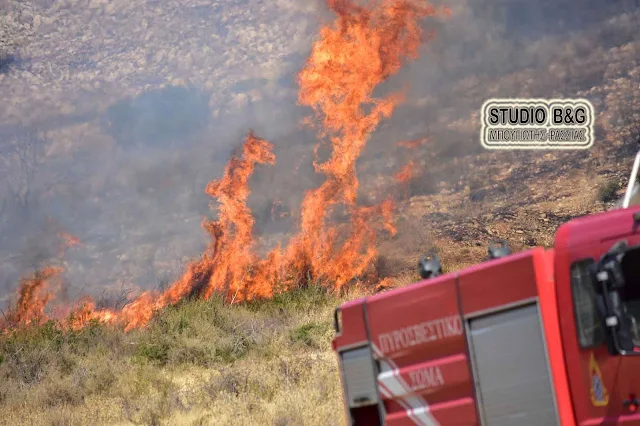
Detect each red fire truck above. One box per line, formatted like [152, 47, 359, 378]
[332, 151, 640, 426]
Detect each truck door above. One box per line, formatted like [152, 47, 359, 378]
[556, 210, 640, 425]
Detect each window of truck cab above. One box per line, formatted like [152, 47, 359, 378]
[570, 259, 605, 348]
[571, 255, 640, 349]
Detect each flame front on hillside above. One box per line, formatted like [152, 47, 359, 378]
[1, 0, 445, 333]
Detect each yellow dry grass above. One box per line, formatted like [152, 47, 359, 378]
[0, 285, 371, 426]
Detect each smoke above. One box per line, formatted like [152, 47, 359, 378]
[0, 0, 638, 306]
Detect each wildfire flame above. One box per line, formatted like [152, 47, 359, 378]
[2, 266, 62, 329]
[58, 232, 82, 255]
[1, 0, 444, 333]
[395, 160, 415, 199]
[398, 136, 431, 149]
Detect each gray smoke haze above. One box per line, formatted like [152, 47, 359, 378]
[0, 0, 638, 305]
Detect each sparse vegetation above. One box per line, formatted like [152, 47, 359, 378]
[598, 179, 620, 203]
[0, 283, 364, 426]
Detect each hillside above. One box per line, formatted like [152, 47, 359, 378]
[0, 0, 639, 425]
[0, 0, 637, 301]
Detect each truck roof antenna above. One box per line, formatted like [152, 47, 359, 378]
[622, 149, 640, 209]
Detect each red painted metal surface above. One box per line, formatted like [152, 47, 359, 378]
[385, 397, 477, 426]
[332, 298, 369, 426]
[457, 249, 539, 315]
[366, 274, 464, 364]
[533, 247, 576, 426]
[555, 206, 640, 426]
[334, 250, 563, 426]
[366, 274, 475, 425]
[333, 298, 368, 350]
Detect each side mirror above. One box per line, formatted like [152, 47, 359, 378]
[334, 308, 341, 334]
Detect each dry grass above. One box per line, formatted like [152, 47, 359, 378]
[0, 284, 370, 426]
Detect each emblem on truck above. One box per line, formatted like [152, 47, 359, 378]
[589, 352, 609, 407]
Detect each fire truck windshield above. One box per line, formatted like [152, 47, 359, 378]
[571, 246, 640, 350]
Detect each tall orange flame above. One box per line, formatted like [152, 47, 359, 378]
[283, 0, 437, 288]
[2, 266, 62, 329]
[1, 0, 444, 333]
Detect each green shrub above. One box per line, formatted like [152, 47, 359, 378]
[290, 322, 330, 348]
[598, 179, 619, 203]
[135, 341, 171, 365]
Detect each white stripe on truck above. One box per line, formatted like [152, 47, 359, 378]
[372, 343, 440, 426]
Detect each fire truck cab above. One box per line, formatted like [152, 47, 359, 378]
[332, 153, 640, 426]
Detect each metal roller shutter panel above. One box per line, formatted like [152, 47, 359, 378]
[341, 346, 379, 408]
[469, 303, 559, 426]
